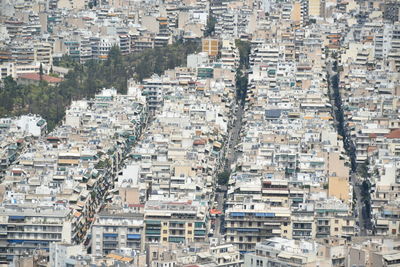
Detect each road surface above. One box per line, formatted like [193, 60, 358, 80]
[327, 60, 370, 235]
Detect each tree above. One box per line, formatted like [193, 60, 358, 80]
[217, 171, 230, 185]
[0, 41, 201, 131]
[205, 14, 217, 37]
[234, 40, 251, 105]
[357, 159, 370, 179]
[235, 40, 251, 69]
[39, 63, 43, 81]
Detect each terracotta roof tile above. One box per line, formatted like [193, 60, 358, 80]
[19, 73, 63, 83]
[386, 129, 400, 139]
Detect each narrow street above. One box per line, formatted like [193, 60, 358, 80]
[213, 192, 225, 238]
[212, 103, 245, 238]
[327, 60, 370, 236]
[225, 104, 244, 172]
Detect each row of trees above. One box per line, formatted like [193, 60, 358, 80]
[0, 41, 200, 131]
[235, 40, 251, 105]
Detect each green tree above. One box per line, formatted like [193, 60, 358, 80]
[235, 40, 251, 69]
[357, 159, 370, 179]
[217, 171, 231, 185]
[205, 14, 217, 37]
[0, 41, 201, 131]
[39, 63, 44, 81]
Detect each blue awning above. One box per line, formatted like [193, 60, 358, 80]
[9, 216, 25, 220]
[237, 228, 259, 232]
[231, 212, 245, 217]
[103, 233, 118, 238]
[23, 240, 49, 245]
[169, 237, 185, 243]
[8, 240, 23, 244]
[127, 234, 141, 240]
[255, 213, 275, 217]
[194, 230, 206, 235]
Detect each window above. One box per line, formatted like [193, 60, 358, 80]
[334, 227, 339, 232]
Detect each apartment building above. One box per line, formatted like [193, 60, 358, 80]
[244, 237, 328, 267]
[91, 210, 144, 256]
[144, 200, 208, 244]
[225, 203, 291, 252]
[0, 88, 148, 263]
[202, 38, 219, 57]
[0, 206, 72, 263]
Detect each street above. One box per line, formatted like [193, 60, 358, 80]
[224, 103, 244, 171]
[327, 60, 370, 236]
[212, 102, 244, 238]
[213, 192, 225, 237]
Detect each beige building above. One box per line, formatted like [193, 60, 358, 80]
[58, 0, 86, 10]
[202, 38, 219, 57]
[308, 0, 325, 18]
[347, 238, 400, 267]
[34, 42, 53, 65]
[144, 200, 208, 244]
[292, 1, 302, 23]
[328, 176, 350, 203]
[142, 16, 159, 34]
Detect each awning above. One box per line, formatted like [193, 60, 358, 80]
[237, 228, 258, 232]
[198, 252, 212, 258]
[103, 233, 118, 238]
[127, 234, 141, 240]
[210, 209, 222, 215]
[213, 141, 222, 148]
[8, 240, 24, 244]
[9, 216, 25, 220]
[278, 252, 292, 259]
[230, 212, 245, 217]
[255, 213, 275, 217]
